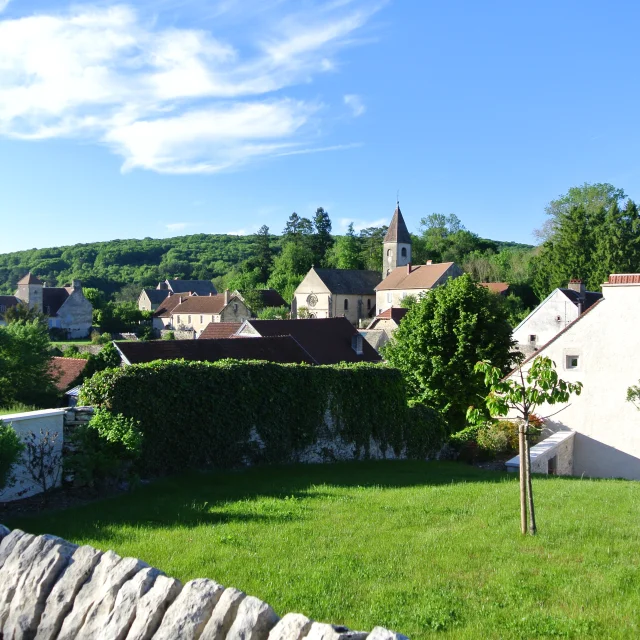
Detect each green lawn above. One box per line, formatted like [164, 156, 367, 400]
[5, 461, 640, 639]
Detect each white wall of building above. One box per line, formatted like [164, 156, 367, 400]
[507, 282, 640, 479]
[512, 289, 579, 354]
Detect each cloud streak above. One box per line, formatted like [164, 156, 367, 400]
[344, 94, 366, 117]
[0, 1, 380, 173]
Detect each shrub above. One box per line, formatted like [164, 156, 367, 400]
[137, 326, 154, 341]
[0, 420, 25, 496]
[162, 331, 175, 341]
[404, 402, 447, 459]
[476, 420, 519, 455]
[22, 430, 62, 499]
[80, 360, 446, 475]
[66, 409, 142, 487]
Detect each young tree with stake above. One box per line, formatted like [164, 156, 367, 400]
[468, 356, 582, 535]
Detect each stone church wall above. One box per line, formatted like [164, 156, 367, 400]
[0, 525, 409, 639]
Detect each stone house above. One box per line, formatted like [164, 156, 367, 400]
[375, 261, 463, 314]
[361, 307, 409, 352]
[505, 273, 640, 480]
[151, 292, 193, 333]
[236, 317, 381, 364]
[292, 268, 381, 325]
[512, 279, 602, 356]
[138, 279, 217, 311]
[171, 291, 250, 335]
[11, 273, 93, 338]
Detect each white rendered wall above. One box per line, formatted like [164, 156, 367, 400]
[507, 283, 640, 479]
[0, 409, 66, 501]
[512, 290, 579, 354]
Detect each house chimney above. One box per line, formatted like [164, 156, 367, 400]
[568, 279, 586, 299]
[72, 279, 81, 290]
[406, 263, 412, 274]
[426, 260, 433, 266]
[351, 333, 364, 355]
[224, 289, 229, 304]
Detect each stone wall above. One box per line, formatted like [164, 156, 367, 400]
[0, 525, 408, 640]
[505, 430, 575, 476]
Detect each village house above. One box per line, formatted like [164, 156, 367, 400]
[512, 279, 602, 356]
[170, 291, 250, 335]
[138, 278, 217, 311]
[361, 307, 409, 352]
[5, 273, 93, 338]
[151, 292, 193, 333]
[235, 317, 381, 364]
[292, 268, 380, 325]
[505, 274, 640, 480]
[198, 322, 242, 339]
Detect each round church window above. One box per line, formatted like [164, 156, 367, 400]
[307, 294, 318, 308]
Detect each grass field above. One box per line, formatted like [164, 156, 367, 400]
[5, 461, 640, 639]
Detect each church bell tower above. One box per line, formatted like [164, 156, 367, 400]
[383, 202, 412, 277]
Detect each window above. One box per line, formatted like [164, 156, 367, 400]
[387, 248, 392, 256]
[529, 335, 537, 343]
[200, 315, 203, 324]
[233, 303, 238, 313]
[0, 305, 4, 312]
[344, 299, 349, 311]
[401, 247, 407, 257]
[187, 315, 191, 324]
[367, 298, 371, 310]
[177, 315, 181, 324]
[566, 355, 579, 369]
[386, 292, 392, 303]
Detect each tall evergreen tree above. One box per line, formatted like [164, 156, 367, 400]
[312, 207, 333, 267]
[255, 225, 273, 284]
[330, 223, 362, 269]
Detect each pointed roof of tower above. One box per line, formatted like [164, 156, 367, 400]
[17, 272, 43, 286]
[383, 204, 411, 244]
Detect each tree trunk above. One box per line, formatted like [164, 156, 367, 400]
[518, 422, 527, 535]
[523, 418, 537, 535]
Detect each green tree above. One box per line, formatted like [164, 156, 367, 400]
[469, 357, 582, 535]
[254, 225, 274, 283]
[0, 421, 25, 497]
[384, 274, 514, 431]
[359, 226, 387, 272]
[312, 207, 333, 267]
[4, 303, 46, 324]
[536, 182, 627, 242]
[330, 223, 362, 269]
[0, 320, 58, 408]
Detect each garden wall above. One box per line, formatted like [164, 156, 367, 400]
[0, 524, 408, 639]
[506, 430, 575, 475]
[79, 360, 445, 476]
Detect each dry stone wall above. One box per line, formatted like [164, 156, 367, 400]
[0, 525, 409, 640]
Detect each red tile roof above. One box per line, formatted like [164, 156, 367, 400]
[607, 274, 640, 285]
[241, 317, 381, 365]
[376, 262, 460, 291]
[153, 293, 194, 318]
[115, 336, 316, 365]
[49, 357, 88, 391]
[479, 282, 510, 295]
[198, 322, 242, 339]
[172, 294, 240, 315]
[368, 307, 408, 329]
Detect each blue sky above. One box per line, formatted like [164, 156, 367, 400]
[1, 0, 639, 253]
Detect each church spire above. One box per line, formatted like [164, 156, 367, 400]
[382, 202, 412, 277]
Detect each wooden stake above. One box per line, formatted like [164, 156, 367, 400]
[519, 422, 527, 535]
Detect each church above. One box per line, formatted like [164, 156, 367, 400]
[292, 203, 462, 324]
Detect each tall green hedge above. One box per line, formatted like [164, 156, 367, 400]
[79, 360, 445, 475]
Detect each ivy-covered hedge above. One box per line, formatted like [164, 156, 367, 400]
[79, 360, 446, 475]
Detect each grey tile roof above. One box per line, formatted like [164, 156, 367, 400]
[383, 206, 412, 244]
[313, 269, 381, 294]
[165, 279, 217, 296]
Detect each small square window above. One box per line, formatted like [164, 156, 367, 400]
[529, 335, 537, 343]
[566, 355, 579, 369]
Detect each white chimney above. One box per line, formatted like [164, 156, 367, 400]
[426, 260, 433, 265]
[224, 289, 229, 304]
[406, 263, 412, 274]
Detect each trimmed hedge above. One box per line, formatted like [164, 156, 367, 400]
[79, 360, 446, 475]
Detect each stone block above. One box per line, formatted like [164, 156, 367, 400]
[57, 551, 145, 640]
[35, 545, 102, 640]
[305, 623, 368, 640]
[200, 587, 246, 640]
[226, 595, 280, 640]
[124, 574, 182, 640]
[0, 530, 30, 571]
[3, 536, 76, 640]
[99, 566, 160, 640]
[268, 612, 313, 640]
[152, 578, 224, 640]
[366, 627, 409, 640]
[0, 525, 10, 542]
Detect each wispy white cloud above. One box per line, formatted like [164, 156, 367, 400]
[339, 217, 387, 232]
[0, 1, 381, 173]
[166, 222, 192, 231]
[344, 94, 365, 117]
[0, 1, 10, 13]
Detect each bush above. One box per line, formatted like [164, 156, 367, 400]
[476, 420, 519, 455]
[137, 326, 154, 341]
[66, 409, 142, 487]
[162, 331, 175, 341]
[79, 360, 446, 475]
[91, 331, 112, 345]
[0, 420, 25, 496]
